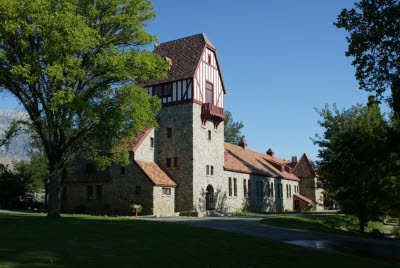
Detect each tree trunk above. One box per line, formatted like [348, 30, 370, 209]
[47, 159, 65, 217]
[359, 217, 365, 233]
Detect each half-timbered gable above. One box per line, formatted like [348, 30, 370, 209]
[141, 33, 226, 128]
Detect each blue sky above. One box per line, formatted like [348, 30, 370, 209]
[0, 1, 390, 161]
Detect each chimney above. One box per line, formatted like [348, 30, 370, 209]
[267, 148, 274, 157]
[238, 139, 247, 150]
[291, 156, 298, 164]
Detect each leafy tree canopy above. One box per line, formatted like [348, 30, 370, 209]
[334, 0, 400, 116]
[0, 0, 169, 216]
[224, 110, 245, 144]
[314, 101, 400, 232]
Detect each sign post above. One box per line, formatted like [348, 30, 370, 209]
[133, 204, 141, 216]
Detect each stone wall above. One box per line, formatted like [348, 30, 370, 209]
[192, 104, 225, 216]
[156, 103, 194, 212]
[222, 171, 299, 213]
[153, 186, 175, 215]
[299, 176, 324, 211]
[134, 129, 157, 163]
[61, 157, 154, 215]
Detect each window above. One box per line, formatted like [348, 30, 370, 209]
[208, 54, 211, 64]
[120, 166, 126, 176]
[150, 137, 154, 148]
[162, 188, 171, 195]
[205, 82, 213, 104]
[234, 178, 237, 197]
[210, 166, 214, 176]
[166, 158, 171, 168]
[136, 186, 141, 194]
[96, 185, 102, 200]
[289, 185, 292, 198]
[87, 185, 93, 200]
[167, 128, 172, 138]
[206, 165, 210, 175]
[228, 177, 232, 196]
[153, 83, 172, 98]
[267, 183, 270, 197]
[208, 130, 211, 141]
[174, 157, 179, 168]
[270, 182, 274, 198]
[243, 179, 247, 197]
[286, 184, 289, 198]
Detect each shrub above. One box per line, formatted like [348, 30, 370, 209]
[306, 204, 317, 212]
[74, 204, 86, 214]
[393, 227, 400, 239]
[129, 203, 143, 215]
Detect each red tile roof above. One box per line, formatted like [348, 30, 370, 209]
[136, 161, 177, 187]
[140, 33, 218, 88]
[292, 153, 318, 178]
[293, 193, 314, 205]
[112, 129, 151, 153]
[224, 143, 300, 181]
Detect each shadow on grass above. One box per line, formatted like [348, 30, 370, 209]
[0, 213, 397, 268]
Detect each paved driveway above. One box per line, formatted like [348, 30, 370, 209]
[144, 215, 400, 262]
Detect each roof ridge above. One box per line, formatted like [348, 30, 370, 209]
[158, 33, 204, 46]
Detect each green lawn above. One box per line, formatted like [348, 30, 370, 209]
[261, 214, 393, 237]
[0, 212, 396, 267]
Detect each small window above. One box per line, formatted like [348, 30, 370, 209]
[210, 166, 214, 176]
[162, 188, 171, 195]
[208, 130, 211, 141]
[174, 157, 179, 168]
[206, 165, 209, 175]
[228, 177, 232, 196]
[208, 54, 211, 64]
[271, 182, 274, 198]
[166, 158, 171, 168]
[96, 185, 102, 200]
[120, 166, 126, 176]
[243, 179, 247, 197]
[234, 178, 237, 197]
[167, 128, 172, 138]
[87, 185, 93, 200]
[150, 137, 154, 148]
[136, 186, 141, 194]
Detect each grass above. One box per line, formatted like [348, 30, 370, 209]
[261, 214, 393, 237]
[0, 212, 397, 267]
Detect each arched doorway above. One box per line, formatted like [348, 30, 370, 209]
[206, 185, 215, 210]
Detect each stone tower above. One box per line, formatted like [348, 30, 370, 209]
[141, 34, 227, 214]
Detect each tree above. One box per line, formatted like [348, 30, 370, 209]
[224, 110, 245, 144]
[0, 0, 169, 217]
[0, 164, 26, 208]
[334, 0, 400, 117]
[14, 152, 49, 194]
[314, 102, 399, 233]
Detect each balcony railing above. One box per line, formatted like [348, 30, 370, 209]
[201, 103, 225, 128]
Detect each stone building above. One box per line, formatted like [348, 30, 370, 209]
[61, 34, 322, 216]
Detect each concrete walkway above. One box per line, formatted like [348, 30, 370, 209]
[144, 215, 400, 262]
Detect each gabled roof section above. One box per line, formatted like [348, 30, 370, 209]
[67, 156, 112, 183]
[141, 33, 226, 93]
[292, 153, 318, 178]
[224, 143, 300, 181]
[111, 129, 152, 153]
[293, 193, 314, 205]
[136, 161, 177, 187]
